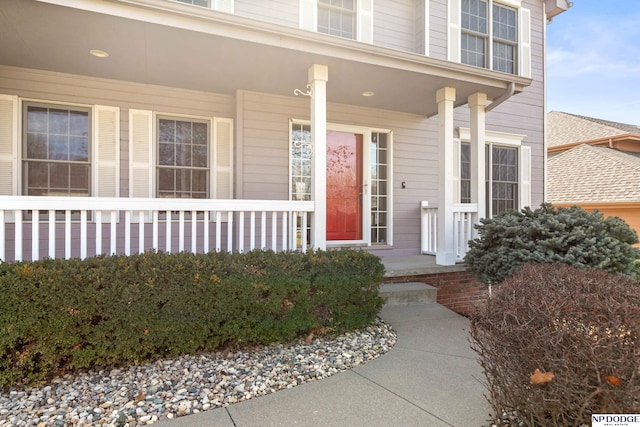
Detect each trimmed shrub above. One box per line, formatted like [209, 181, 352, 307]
[0, 249, 384, 388]
[470, 263, 640, 426]
[465, 203, 640, 284]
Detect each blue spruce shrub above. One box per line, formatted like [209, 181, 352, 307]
[464, 203, 640, 284]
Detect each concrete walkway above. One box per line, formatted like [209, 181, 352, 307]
[156, 303, 491, 427]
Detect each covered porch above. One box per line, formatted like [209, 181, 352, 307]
[0, 0, 529, 265]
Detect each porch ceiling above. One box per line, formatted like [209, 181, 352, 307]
[0, 0, 532, 116]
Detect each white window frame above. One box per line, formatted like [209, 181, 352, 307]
[300, 0, 373, 44]
[172, 0, 234, 13]
[156, 114, 210, 200]
[0, 95, 120, 222]
[449, 0, 531, 77]
[21, 100, 93, 198]
[13, 98, 120, 201]
[457, 128, 530, 216]
[289, 119, 393, 247]
[129, 109, 233, 223]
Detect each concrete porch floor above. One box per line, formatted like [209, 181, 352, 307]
[378, 254, 467, 278]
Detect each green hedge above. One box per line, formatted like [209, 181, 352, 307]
[0, 249, 385, 388]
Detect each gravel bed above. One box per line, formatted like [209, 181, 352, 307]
[0, 319, 396, 426]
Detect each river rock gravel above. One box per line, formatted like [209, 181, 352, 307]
[0, 319, 396, 426]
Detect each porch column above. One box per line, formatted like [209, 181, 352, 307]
[309, 64, 328, 250]
[436, 87, 456, 266]
[469, 92, 487, 221]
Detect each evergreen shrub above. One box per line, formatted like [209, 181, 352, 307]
[464, 203, 640, 284]
[471, 262, 640, 425]
[0, 249, 384, 388]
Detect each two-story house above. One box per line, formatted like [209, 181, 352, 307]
[0, 0, 569, 266]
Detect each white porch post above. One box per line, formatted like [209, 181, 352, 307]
[309, 64, 328, 250]
[469, 92, 487, 222]
[436, 87, 456, 265]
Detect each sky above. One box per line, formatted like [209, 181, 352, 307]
[546, 1, 640, 125]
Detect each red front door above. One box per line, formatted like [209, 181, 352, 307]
[326, 131, 363, 241]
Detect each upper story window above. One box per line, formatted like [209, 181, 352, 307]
[492, 3, 517, 73]
[450, 0, 530, 77]
[300, 0, 373, 44]
[171, 0, 234, 13]
[461, 0, 517, 73]
[23, 103, 91, 197]
[318, 0, 356, 39]
[175, 0, 210, 7]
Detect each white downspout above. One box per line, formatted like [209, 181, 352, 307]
[485, 82, 516, 112]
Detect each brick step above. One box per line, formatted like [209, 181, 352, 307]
[379, 282, 437, 306]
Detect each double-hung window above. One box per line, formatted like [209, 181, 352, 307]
[157, 116, 209, 199]
[171, 0, 234, 12]
[23, 103, 91, 197]
[0, 95, 120, 223]
[175, 0, 210, 7]
[487, 144, 518, 215]
[458, 130, 531, 217]
[300, 0, 373, 44]
[128, 110, 233, 213]
[318, 0, 356, 39]
[451, 0, 530, 77]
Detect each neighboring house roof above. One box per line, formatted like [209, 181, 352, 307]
[548, 111, 640, 148]
[547, 144, 640, 203]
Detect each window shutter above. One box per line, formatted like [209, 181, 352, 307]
[0, 94, 18, 197]
[452, 138, 461, 203]
[448, 0, 461, 62]
[299, 0, 317, 31]
[519, 8, 531, 78]
[214, 0, 233, 13]
[129, 109, 153, 199]
[213, 118, 233, 200]
[358, 0, 374, 44]
[93, 105, 120, 198]
[519, 145, 531, 209]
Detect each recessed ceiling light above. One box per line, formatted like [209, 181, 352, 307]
[362, 91, 375, 97]
[89, 49, 109, 58]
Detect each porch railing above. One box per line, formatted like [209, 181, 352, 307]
[420, 201, 479, 261]
[0, 196, 314, 263]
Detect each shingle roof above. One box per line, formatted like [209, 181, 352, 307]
[547, 144, 640, 203]
[548, 111, 640, 147]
